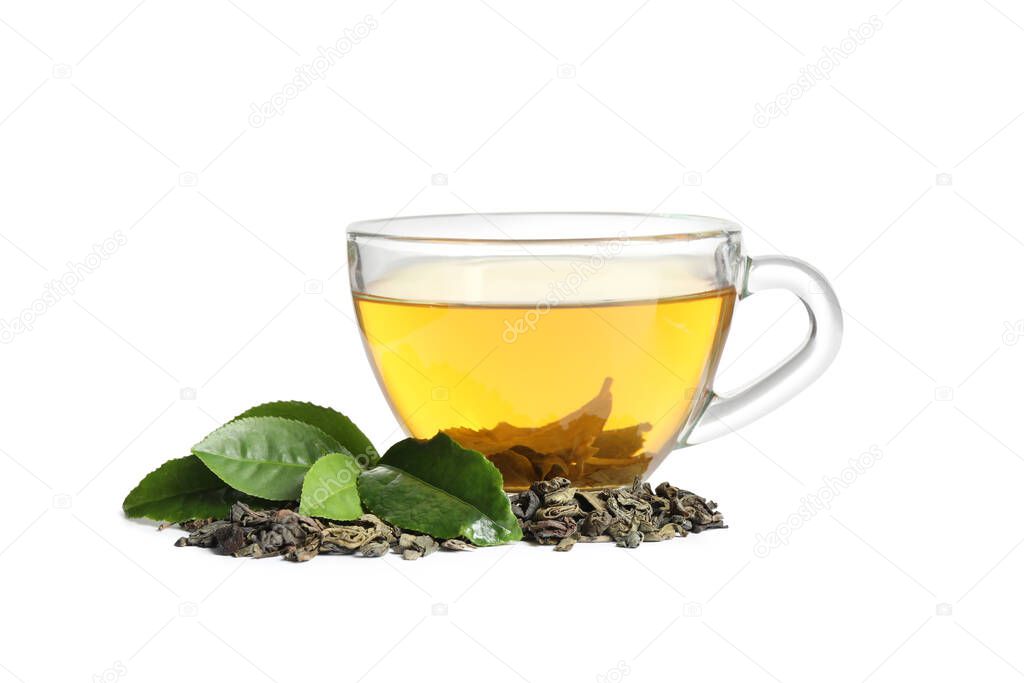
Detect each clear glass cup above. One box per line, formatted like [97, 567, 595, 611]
[348, 212, 842, 490]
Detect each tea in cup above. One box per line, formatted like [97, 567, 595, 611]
[349, 213, 841, 490]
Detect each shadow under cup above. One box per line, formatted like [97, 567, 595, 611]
[348, 213, 749, 491]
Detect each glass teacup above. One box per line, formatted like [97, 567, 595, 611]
[348, 212, 841, 490]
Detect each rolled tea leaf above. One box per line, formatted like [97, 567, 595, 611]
[122, 455, 272, 523]
[299, 452, 362, 521]
[232, 400, 378, 467]
[193, 417, 344, 501]
[358, 433, 523, 546]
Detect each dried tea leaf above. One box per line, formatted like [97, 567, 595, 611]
[644, 523, 682, 542]
[581, 509, 612, 536]
[318, 514, 401, 556]
[359, 540, 391, 558]
[575, 490, 606, 512]
[509, 489, 540, 520]
[538, 482, 577, 506]
[399, 533, 439, 560]
[214, 524, 248, 554]
[174, 520, 231, 548]
[289, 547, 320, 563]
[554, 534, 578, 552]
[526, 518, 577, 545]
[615, 517, 644, 548]
[179, 517, 218, 532]
[536, 503, 582, 520]
[321, 524, 376, 550]
[441, 539, 475, 551]
[532, 478, 571, 496]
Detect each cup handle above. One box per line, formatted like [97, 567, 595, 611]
[681, 255, 843, 446]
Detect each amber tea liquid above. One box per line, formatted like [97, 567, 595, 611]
[355, 287, 735, 490]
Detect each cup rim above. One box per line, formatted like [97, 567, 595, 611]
[347, 211, 741, 244]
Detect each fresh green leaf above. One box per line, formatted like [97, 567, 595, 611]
[192, 417, 344, 501]
[298, 452, 362, 521]
[232, 401, 378, 467]
[122, 455, 272, 523]
[358, 433, 522, 546]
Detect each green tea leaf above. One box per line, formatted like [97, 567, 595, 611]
[193, 417, 344, 500]
[232, 401, 378, 467]
[122, 455, 271, 522]
[298, 452, 362, 521]
[358, 433, 522, 546]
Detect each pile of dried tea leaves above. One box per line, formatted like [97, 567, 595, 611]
[510, 477, 726, 551]
[175, 502, 473, 561]
[172, 477, 725, 560]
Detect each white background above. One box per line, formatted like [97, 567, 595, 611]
[2, 1, 1022, 681]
